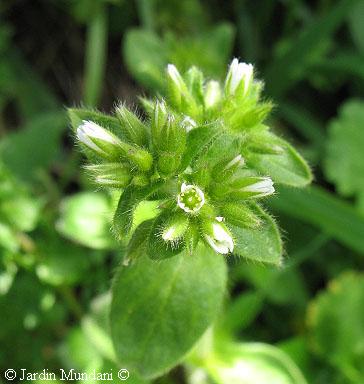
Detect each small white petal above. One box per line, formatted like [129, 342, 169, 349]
[204, 221, 234, 254]
[181, 116, 197, 132]
[242, 178, 275, 196]
[226, 59, 254, 95]
[224, 155, 245, 171]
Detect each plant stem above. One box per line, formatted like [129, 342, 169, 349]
[58, 286, 83, 320]
[83, 2, 108, 107]
[136, 0, 155, 31]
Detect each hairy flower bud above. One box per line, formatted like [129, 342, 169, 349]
[77, 120, 123, 160]
[204, 80, 222, 109]
[212, 154, 245, 180]
[225, 58, 253, 96]
[115, 104, 148, 146]
[202, 217, 234, 254]
[221, 203, 261, 228]
[77, 120, 152, 171]
[85, 163, 131, 188]
[228, 177, 275, 199]
[152, 109, 187, 176]
[167, 64, 187, 109]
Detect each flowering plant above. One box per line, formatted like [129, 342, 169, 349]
[69, 58, 311, 378]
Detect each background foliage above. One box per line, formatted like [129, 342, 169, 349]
[1, 0, 364, 383]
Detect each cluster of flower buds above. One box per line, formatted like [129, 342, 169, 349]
[71, 58, 311, 260]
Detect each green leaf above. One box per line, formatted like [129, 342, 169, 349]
[0, 222, 19, 253]
[206, 342, 308, 384]
[270, 185, 364, 254]
[56, 192, 116, 250]
[308, 271, 364, 381]
[230, 203, 283, 265]
[0, 112, 67, 182]
[222, 291, 264, 334]
[265, 0, 357, 97]
[123, 29, 167, 91]
[110, 244, 227, 378]
[348, 0, 364, 54]
[113, 183, 163, 239]
[0, 194, 41, 232]
[324, 100, 364, 201]
[35, 234, 93, 286]
[245, 132, 312, 187]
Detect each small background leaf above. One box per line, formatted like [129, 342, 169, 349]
[57, 192, 116, 250]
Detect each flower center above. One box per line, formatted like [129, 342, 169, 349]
[177, 184, 205, 213]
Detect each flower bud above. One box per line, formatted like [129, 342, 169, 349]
[177, 183, 205, 213]
[77, 120, 152, 171]
[122, 145, 153, 172]
[204, 80, 222, 109]
[221, 203, 261, 228]
[115, 104, 148, 146]
[77, 120, 123, 160]
[157, 153, 182, 177]
[166, 64, 197, 114]
[152, 110, 187, 176]
[161, 214, 188, 242]
[228, 177, 275, 199]
[212, 154, 245, 180]
[85, 163, 131, 188]
[225, 58, 253, 96]
[167, 64, 187, 109]
[152, 100, 168, 143]
[202, 217, 234, 254]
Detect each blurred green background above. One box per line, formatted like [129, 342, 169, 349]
[1, 0, 364, 383]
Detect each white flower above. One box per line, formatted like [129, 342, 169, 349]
[225, 58, 253, 96]
[241, 177, 274, 197]
[177, 183, 205, 213]
[204, 218, 234, 254]
[77, 120, 120, 156]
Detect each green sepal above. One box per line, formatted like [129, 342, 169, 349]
[115, 104, 149, 147]
[110, 244, 227, 378]
[230, 203, 283, 265]
[244, 132, 312, 187]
